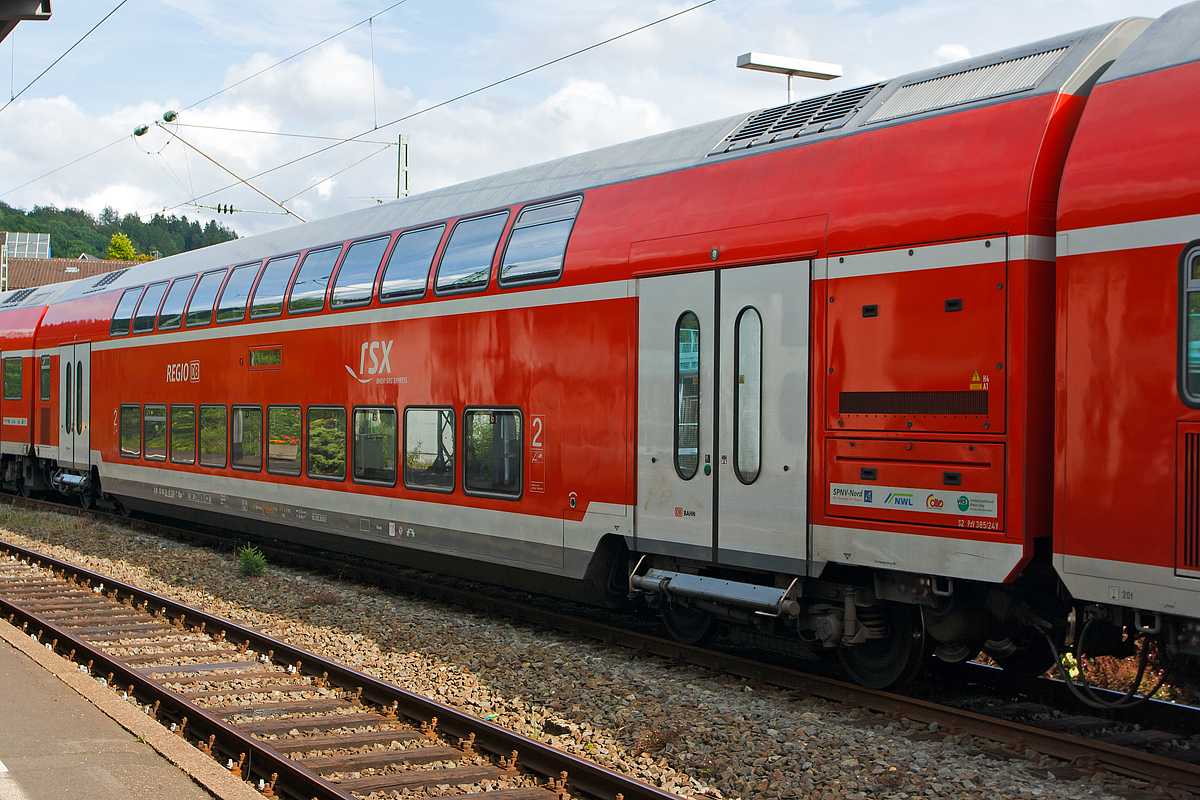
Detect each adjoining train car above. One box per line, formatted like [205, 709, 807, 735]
[8, 5, 1200, 692]
[1055, 4, 1200, 667]
[0, 280, 83, 497]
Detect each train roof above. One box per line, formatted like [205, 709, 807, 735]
[11, 16, 1146, 310]
[1100, 0, 1200, 83]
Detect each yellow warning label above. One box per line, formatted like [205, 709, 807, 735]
[971, 370, 981, 382]
[970, 369, 984, 391]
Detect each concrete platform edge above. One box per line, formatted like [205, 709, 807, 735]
[0, 618, 262, 800]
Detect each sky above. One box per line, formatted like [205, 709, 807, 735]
[0, 0, 1184, 241]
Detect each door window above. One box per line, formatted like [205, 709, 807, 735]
[675, 312, 701, 480]
[734, 307, 762, 484]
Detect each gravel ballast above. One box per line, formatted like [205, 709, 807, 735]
[0, 507, 1155, 799]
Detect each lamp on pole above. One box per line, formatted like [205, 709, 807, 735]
[736, 52, 842, 103]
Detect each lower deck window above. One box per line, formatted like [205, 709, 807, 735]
[200, 405, 227, 467]
[307, 406, 346, 480]
[353, 407, 396, 484]
[232, 405, 263, 470]
[144, 404, 167, 461]
[119, 404, 140, 458]
[2, 358, 21, 400]
[170, 405, 195, 464]
[268, 406, 302, 476]
[464, 408, 522, 497]
[404, 407, 455, 492]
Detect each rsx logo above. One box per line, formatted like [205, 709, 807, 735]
[345, 340, 393, 384]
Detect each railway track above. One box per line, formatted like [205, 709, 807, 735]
[0, 536, 680, 800]
[3, 495, 1200, 798]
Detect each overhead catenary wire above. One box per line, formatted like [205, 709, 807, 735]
[0, 136, 126, 199]
[163, 0, 720, 213]
[282, 143, 394, 203]
[1, 0, 411, 198]
[0, 0, 130, 115]
[155, 122, 307, 221]
[170, 123, 394, 145]
[179, 0, 411, 114]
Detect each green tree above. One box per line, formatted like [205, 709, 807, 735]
[107, 232, 136, 260]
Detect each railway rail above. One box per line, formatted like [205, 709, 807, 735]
[0, 534, 681, 800]
[2, 496, 1200, 798]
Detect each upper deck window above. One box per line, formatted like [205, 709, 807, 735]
[216, 263, 261, 323]
[132, 282, 169, 334]
[251, 255, 300, 319]
[1182, 246, 1200, 405]
[110, 287, 143, 336]
[289, 246, 343, 314]
[157, 275, 197, 331]
[380, 226, 443, 302]
[499, 197, 581, 286]
[186, 269, 226, 327]
[331, 236, 390, 308]
[434, 212, 509, 294]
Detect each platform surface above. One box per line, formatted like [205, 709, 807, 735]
[0, 636, 216, 800]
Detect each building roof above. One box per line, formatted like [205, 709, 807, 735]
[4, 256, 136, 290]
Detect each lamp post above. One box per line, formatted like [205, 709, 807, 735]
[736, 52, 842, 103]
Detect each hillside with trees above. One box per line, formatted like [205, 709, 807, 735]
[0, 202, 237, 259]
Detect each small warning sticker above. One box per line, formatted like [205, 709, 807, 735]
[969, 370, 988, 391]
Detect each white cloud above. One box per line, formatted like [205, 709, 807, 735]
[936, 44, 972, 63]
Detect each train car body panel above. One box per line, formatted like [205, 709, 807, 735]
[1056, 2, 1200, 622]
[9, 10, 1199, 687]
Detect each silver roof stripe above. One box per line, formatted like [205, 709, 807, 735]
[92, 278, 635, 352]
[1057, 213, 1200, 257]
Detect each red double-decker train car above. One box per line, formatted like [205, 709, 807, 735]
[2, 4, 1198, 690]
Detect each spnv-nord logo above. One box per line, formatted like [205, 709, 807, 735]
[957, 495, 970, 512]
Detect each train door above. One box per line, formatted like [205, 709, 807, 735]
[59, 342, 90, 470]
[636, 262, 809, 566]
[637, 272, 715, 559]
[717, 262, 809, 567]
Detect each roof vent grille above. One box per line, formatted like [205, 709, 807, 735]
[711, 82, 882, 156]
[1, 288, 37, 306]
[866, 47, 1068, 124]
[84, 268, 128, 293]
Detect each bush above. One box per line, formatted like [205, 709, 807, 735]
[237, 544, 266, 577]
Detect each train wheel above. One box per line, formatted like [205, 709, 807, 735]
[19, 481, 33, 499]
[838, 602, 929, 689]
[78, 490, 94, 510]
[661, 602, 717, 645]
